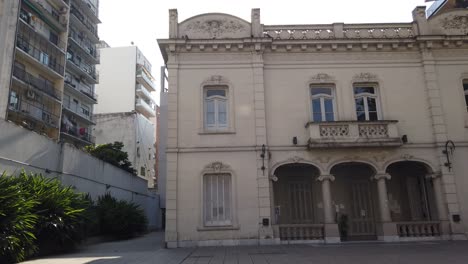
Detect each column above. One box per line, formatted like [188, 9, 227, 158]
[373, 173, 398, 241]
[427, 173, 449, 221]
[374, 173, 391, 222]
[317, 174, 340, 243]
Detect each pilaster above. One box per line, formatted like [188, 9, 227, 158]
[317, 174, 340, 243]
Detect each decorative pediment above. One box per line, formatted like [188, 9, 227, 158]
[310, 73, 335, 83]
[353, 72, 379, 83]
[204, 161, 231, 173]
[179, 13, 251, 39]
[203, 75, 230, 86]
[429, 10, 468, 35]
[288, 156, 304, 163]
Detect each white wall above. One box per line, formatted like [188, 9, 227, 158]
[95, 46, 137, 114]
[0, 119, 160, 229]
[158, 91, 168, 209]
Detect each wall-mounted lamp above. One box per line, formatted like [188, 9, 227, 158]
[401, 135, 408, 143]
[443, 140, 456, 171]
[292, 136, 298, 145]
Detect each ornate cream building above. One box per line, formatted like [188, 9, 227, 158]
[158, 2, 468, 247]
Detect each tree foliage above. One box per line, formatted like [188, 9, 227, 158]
[85, 142, 137, 174]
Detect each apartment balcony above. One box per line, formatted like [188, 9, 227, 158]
[135, 98, 156, 118]
[66, 54, 98, 84]
[306, 120, 402, 148]
[136, 84, 154, 103]
[68, 30, 99, 64]
[136, 69, 156, 92]
[16, 34, 65, 78]
[60, 125, 95, 145]
[62, 101, 96, 125]
[70, 6, 99, 43]
[18, 15, 67, 52]
[71, 0, 100, 24]
[64, 80, 98, 104]
[23, 0, 68, 32]
[12, 65, 62, 102]
[8, 98, 60, 129]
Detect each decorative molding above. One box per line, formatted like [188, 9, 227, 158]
[353, 72, 379, 83]
[425, 172, 442, 179]
[317, 174, 335, 182]
[310, 73, 335, 83]
[203, 75, 230, 86]
[204, 161, 231, 173]
[374, 173, 391, 181]
[441, 15, 468, 34]
[288, 156, 304, 163]
[316, 156, 332, 164]
[184, 18, 248, 39]
[401, 154, 414, 160]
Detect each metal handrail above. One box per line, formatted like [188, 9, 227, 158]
[13, 65, 62, 101]
[64, 79, 98, 101]
[70, 6, 98, 38]
[60, 125, 95, 143]
[66, 55, 98, 80]
[8, 98, 60, 128]
[63, 101, 95, 122]
[69, 29, 99, 60]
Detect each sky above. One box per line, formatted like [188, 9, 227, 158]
[97, 0, 431, 103]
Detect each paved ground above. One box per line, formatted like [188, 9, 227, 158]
[22, 232, 468, 264]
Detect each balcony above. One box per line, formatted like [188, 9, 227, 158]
[66, 54, 98, 84]
[68, 30, 99, 64]
[136, 84, 154, 102]
[71, 0, 100, 24]
[135, 98, 156, 118]
[62, 101, 95, 124]
[8, 98, 59, 129]
[16, 33, 65, 77]
[136, 69, 156, 92]
[64, 79, 98, 103]
[12, 65, 62, 102]
[19, 15, 67, 51]
[70, 6, 99, 43]
[23, 0, 68, 32]
[60, 125, 95, 145]
[306, 120, 402, 148]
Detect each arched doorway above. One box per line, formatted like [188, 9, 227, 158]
[386, 161, 438, 222]
[330, 162, 378, 241]
[272, 163, 323, 240]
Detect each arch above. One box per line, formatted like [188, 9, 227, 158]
[271, 159, 324, 177]
[326, 159, 379, 175]
[383, 158, 436, 174]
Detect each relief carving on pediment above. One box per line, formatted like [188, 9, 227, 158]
[179, 15, 251, 39]
[310, 73, 335, 84]
[353, 72, 378, 82]
[204, 161, 231, 173]
[441, 15, 468, 34]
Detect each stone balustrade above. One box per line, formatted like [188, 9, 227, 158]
[263, 23, 414, 40]
[278, 224, 324, 241]
[306, 120, 402, 148]
[397, 221, 441, 237]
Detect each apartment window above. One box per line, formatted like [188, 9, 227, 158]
[354, 85, 380, 121]
[140, 167, 146, 176]
[463, 81, 468, 112]
[49, 32, 58, 46]
[9, 91, 19, 110]
[137, 147, 140, 157]
[204, 87, 228, 130]
[203, 173, 232, 226]
[39, 52, 49, 66]
[310, 86, 335, 122]
[81, 104, 90, 117]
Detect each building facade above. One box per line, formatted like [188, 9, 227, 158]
[158, 3, 468, 247]
[94, 45, 157, 187]
[0, 0, 100, 147]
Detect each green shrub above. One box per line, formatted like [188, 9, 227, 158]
[0, 173, 38, 263]
[15, 172, 90, 255]
[96, 193, 148, 239]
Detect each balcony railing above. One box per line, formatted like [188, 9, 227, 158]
[8, 98, 59, 128]
[23, 0, 67, 32]
[306, 120, 402, 148]
[64, 79, 98, 102]
[16, 34, 65, 76]
[63, 101, 95, 123]
[19, 13, 67, 51]
[69, 29, 99, 62]
[136, 69, 156, 92]
[12, 65, 62, 101]
[278, 224, 324, 241]
[135, 98, 156, 117]
[72, 0, 100, 23]
[70, 6, 99, 39]
[60, 125, 95, 144]
[67, 55, 98, 81]
[136, 84, 154, 102]
[397, 221, 441, 238]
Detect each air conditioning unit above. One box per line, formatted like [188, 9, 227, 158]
[26, 89, 36, 100]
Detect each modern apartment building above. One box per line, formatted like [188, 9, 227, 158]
[94, 45, 157, 187]
[0, 0, 100, 147]
[158, 2, 468, 247]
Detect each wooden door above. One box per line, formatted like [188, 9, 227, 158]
[288, 181, 315, 224]
[349, 180, 376, 239]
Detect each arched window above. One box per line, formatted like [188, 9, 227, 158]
[204, 86, 228, 130]
[310, 86, 335, 122]
[354, 85, 380, 121]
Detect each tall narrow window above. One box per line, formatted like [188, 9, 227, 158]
[204, 174, 232, 226]
[310, 87, 335, 122]
[204, 87, 228, 130]
[354, 85, 380, 121]
[463, 81, 468, 112]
